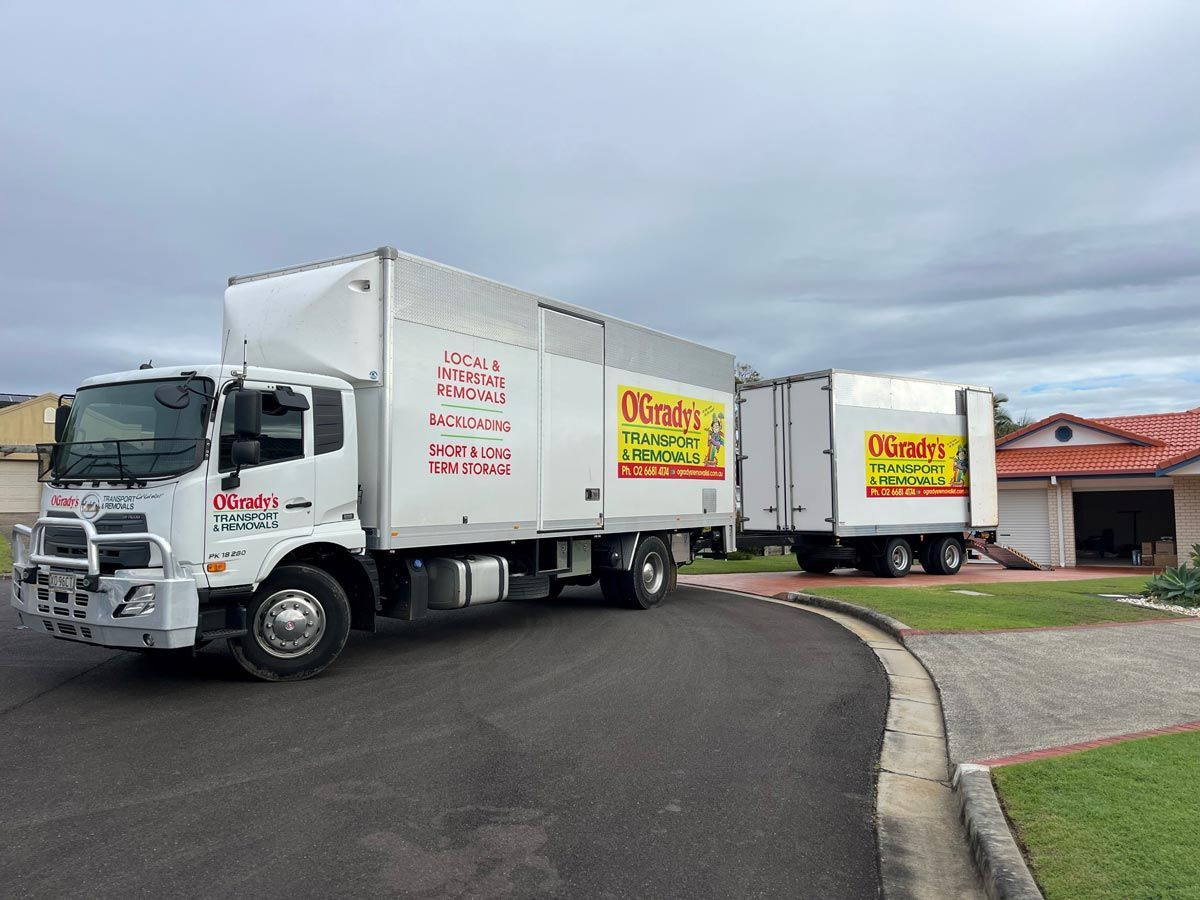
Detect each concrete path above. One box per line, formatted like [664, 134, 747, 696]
[907, 619, 1200, 762]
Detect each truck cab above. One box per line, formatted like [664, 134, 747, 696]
[10, 364, 369, 680]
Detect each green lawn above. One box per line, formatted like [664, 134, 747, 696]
[683, 554, 800, 575]
[993, 730, 1200, 900]
[820, 576, 1179, 631]
[0, 532, 11, 573]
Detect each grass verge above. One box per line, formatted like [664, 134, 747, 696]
[0, 531, 11, 573]
[993, 729, 1200, 900]
[682, 554, 799, 575]
[819, 576, 1180, 631]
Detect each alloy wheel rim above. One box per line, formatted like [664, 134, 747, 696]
[641, 551, 665, 595]
[255, 589, 326, 659]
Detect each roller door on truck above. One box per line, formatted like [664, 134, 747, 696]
[997, 488, 1052, 566]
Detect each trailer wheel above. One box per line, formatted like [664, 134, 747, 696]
[611, 535, 674, 609]
[927, 536, 964, 576]
[878, 538, 913, 578]
[796, 553, 836, 575]
[229, 564, 351, 682]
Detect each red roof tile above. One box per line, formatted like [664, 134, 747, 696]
[997, 409, 1200, 478]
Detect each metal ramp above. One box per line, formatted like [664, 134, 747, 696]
[966, 537, 1048, 570]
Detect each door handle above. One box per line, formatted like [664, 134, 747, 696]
[763, 506, 777, 512]
[286, 499, 313, 510]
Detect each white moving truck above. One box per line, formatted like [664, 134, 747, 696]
[11, 247, 736, 680]
[738, 370, 998, 577]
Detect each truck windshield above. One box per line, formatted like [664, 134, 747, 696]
[41, 377, 213, 484]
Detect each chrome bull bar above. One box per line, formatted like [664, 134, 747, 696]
[14, 517, 186, 580]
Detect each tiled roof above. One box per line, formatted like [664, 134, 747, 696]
[997, 408, 1200, 478]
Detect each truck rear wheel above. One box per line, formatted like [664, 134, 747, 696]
[229, 564, 351, 682]
[926, 536, 964, 576]
[878, 538, 913, 578]
[606, 536, 674, 609]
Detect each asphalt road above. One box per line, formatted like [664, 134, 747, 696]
[0, 582, 886, 899]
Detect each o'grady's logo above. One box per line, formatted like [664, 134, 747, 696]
[212, 492, 279, 511]
[49, 495, 80, 510]
[80, 493, 102, 520]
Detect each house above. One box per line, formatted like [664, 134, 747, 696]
[0, 393, 58, 513]
[995, 409, 1200, 567]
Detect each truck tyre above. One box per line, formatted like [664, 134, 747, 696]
[613, 535, 674, 609]
[229, 564, 351, 682]
[796, 553, 836, 575]
[878, 538, 913, 578]
[927, 536, 964, 576]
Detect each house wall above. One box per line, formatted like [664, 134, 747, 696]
[1173, 477, 1200, 563]
[0, 394, 56, 461]
[1046, 479, 1076, 567]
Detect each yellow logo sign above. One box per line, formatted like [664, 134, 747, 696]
[617, 385, 725, 480]
[865, 430, 968, 498]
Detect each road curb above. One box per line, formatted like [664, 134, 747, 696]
[953, 764, 1043, 900]
[778, 590, 1044, 900]
[775, 591, 912, 638]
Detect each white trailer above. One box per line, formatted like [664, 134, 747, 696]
[738, 370, 998, 577]
[11, 247, 735, 680]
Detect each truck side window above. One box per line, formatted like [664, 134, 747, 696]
[218, 390, 305, 470]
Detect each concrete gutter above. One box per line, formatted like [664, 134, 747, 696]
[954, 764, 1043, 900]
[777, 590, 1044, 900]
[749, 591, 982, 899]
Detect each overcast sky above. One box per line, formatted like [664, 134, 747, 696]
[3, 1, 1198, 421]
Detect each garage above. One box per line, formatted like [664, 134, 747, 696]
[1073, 486, 1175, 564]
[0, 459, 42, 513]
[997, 488, 1052, 566]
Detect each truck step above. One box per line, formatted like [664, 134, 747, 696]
[198, 627, 248, 641]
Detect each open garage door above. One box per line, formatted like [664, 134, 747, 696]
[997, 488, 1051, 566]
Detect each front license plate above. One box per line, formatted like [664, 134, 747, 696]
[48, 573, 76, 592]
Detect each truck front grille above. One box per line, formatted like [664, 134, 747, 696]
[45, 512, 150, 572]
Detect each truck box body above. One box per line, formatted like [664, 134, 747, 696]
[224, 247, 737, 551]
[739, 370, 998, 537]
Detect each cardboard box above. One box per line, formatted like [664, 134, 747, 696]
[1153, 553, 1178, 568]
[1141, 542, 1156, 558]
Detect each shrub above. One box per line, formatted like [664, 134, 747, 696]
[1191, 543, 1200, 567]
[1143, 563, 1200, 607]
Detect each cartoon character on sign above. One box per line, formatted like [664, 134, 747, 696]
[952, 445, 969, 486]
[705, 412, 725, 466]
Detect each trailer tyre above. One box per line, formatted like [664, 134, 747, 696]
[878, 538, 913, 578]
[927, 536, 964, 576]
[796, 553, 837, 575]
[615, 535, 674, 609]
[229, 564, 351, 682]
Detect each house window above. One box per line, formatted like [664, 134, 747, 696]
[1055, 425, 1073, 443]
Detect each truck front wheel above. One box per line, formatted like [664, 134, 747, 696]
[229, 564, 352, 682]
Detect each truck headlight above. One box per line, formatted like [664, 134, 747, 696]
[115, 584, 156, 617]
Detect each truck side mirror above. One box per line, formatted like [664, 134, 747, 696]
[231, 438, 261, 468]
[234, 390, 262, 437]
[54, 405, 70, 442]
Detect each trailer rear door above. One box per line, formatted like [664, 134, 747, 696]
[538, 309, 604, 531]
[739, 383, 785, 530]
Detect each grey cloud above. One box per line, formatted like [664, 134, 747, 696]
[2, 0, 1199, 422]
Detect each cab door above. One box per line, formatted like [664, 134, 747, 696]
[205, 382, 315, 587]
